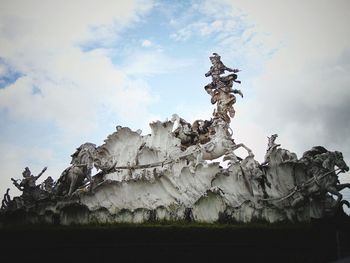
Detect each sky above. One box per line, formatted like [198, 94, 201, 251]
[0, 0, 350, 208]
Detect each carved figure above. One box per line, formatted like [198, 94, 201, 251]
[204, 53, 240, 87]
[211, 84, 243, 122]
[261, 134, 281, 166]
[191, 119, 213, 144]
[1, 189, 11, 210]
[185, 118, 253, 167]
[204, 53, 243, 122]
[41, 176, 54, 193]
[11, 167, 48, 205]
[54, 143, 96, 196]
[172, 115, 199, 149]
[292, 147, 349, 207]
[2, 54, 349, 225]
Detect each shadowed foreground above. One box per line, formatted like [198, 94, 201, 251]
[0, 218, 350, 263]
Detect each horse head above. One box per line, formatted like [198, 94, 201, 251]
[333, 151, 349, 172]
[320, 150, 349, 173]
[211, 118, 230, 138]
[71, 143, 96, 167]
[94, 147, 116, 171]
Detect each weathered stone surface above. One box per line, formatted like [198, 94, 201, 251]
[1, 54, 349, 225]
[1, 117, 348, 225]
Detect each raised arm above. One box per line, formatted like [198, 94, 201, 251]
[11, 178, 23, 191]
[205, 68, 212, 77]
[224, 66, 239, 73]
[35, 167, 47, 180]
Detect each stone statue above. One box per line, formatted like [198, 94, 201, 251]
[1, 188, 11, 210]
[172, 115, 199, 149]
[1, 54, 349, 225]
[261, 134, 281, 166]
[54, 143, 96, 196]
[204, 53, 243, 122]
[204, 53, 241, 87]
[11, 167, 47, 191]
[291, 146, 350, 207]
[41, 176, 54, 193]
[191, 119, 213, 144]
[184, 118, 253, 168]
[10, 167, 48, 206]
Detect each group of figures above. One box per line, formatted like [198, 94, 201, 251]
[1, 54, 349, 224]
[205, 52, 243, 122]
[1, 142, 100, 211]
[172, 53, 252, 163]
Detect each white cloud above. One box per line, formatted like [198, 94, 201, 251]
[0, 142, 68, 197]
[142, 39, 153, 47]
[226, 0, 350, 147]
[170, 0, 350, 168]
[0, 47, 156, 135]
[0, 0, 155, 134]
[171, 20, 227, 41]
[0, 1, 156, 196]
[0, 63, 6, 75]
[226, 0, 350, 59]
[123, 49, 195, 76]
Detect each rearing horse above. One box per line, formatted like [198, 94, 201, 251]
[298, 147, 349, 205]
[54, 143, 96, 196]
[184, 118, 254, 167]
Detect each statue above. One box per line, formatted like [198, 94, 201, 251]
[291, 146, 350, 207]
[41, 176, 54, 193]
[1, 189, 11, 210]
[204, 53, 243, 122]
[191, 119, 213, 144]
[54, 143, 96, 196]
[260, 134, 281, 166]
[10, 167, 48, 206]
[1, 54, 349, 225]
[172, 116, 199, 149]
[183, 118, 253, 169]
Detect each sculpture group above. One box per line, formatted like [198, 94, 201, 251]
[1, 54, 349, 224]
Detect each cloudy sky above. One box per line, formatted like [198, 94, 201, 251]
[0, 0, 349, 204]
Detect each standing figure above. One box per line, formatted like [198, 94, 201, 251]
[41, 176, 54, 193]
[204, 53, 241, 95]
[11, 166, 48, 205]
[204, 53, 243, 122]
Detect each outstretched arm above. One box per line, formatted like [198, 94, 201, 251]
[35, 167, 47, 180]
[11, 178, 23, 191]
[225, 66, 239, 73]
[205, 70, 212, 77]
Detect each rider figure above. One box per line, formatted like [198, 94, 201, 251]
[11, 167, 47, 201]
[204, 53, 241, 95]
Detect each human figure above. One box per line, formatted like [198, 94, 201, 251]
[41, 176, 54, 193]
[11, 167, 47, 202]
[1, 188, 11, 210]
[260, 134, 281, 166]
[204, 53, 243, 123]
[204, 53, 240, 95]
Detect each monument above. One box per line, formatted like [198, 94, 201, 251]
[1, 54, 349, 225]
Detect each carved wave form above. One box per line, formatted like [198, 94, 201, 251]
[3, 117, 343, 225]
[57, 119, 338, 225]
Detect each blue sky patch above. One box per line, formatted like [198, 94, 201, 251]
[0, 58, 23, 89]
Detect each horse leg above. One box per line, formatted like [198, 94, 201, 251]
[223, 150, 240, 163]
[234, 143, 254, 157]
[326, 186, 343, 204]
[336, 183, 350, 192]
[291, 193, 305, 208]
[228, 106, 235, 118]
[195, 150, 207, 168]
[86, 169, 93, 192]
[68, 176, 78, 196]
